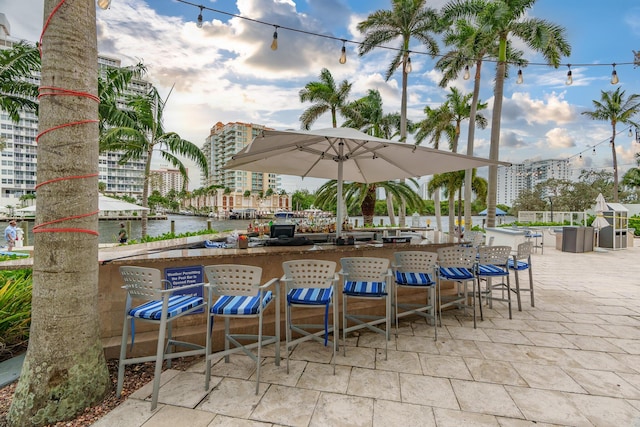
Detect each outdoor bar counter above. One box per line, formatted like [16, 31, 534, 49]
[98, 237, 452, 359]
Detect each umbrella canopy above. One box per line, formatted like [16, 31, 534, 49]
[224, 127, 510, 237]
[592, 193, 610, 231]
[16, 195, 149, 214]
[594, 193, 608, 213]
[479, 207, 507, 216]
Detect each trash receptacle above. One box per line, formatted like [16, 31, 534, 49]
[562, 226, 585, 253]
[629, 229, 635, 248]
[583, 227, 594, 252]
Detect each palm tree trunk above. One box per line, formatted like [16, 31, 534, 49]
[487, 47, 507, 228]
[386, 192, 396, 226]
[9, 1, 109, 424]
[611, 127, 619, 202]
[398, 50, 409, 227]
[464, 60, 483, 229]
[448, 188, 455, 243]
[434, 190, 442, 236]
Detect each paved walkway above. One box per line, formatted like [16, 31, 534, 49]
[94, 243, 640, 427]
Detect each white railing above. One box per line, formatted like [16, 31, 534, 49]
[518, 211, 587, 225]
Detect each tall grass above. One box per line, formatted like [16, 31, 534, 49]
[0, 269, 32, 358]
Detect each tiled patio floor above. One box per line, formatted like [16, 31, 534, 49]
[94, 243, 640, 427]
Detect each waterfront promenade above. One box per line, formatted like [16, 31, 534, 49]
[92, 241, 640, 426]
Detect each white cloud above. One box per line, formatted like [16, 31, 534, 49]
[543, 128, 576, 149]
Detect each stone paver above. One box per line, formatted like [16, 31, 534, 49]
[94, 243, 640, 427]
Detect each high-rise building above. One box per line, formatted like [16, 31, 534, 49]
[201, 121, 280, 193]
[497, 159, 571, 206]
[150, 167, 185, 196]
[0, 15, 150, 208]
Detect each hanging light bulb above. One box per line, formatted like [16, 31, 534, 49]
[463, 65, 470, 80]
[629, 127, 633, 137]
[404, 56, 412, 74]
[270, 26, 279, 51]
[339, 40, 347, 64]
[592, 147, 596, 155]
[566, 65, 573, 85]
[516, 69, 523, 84]
[97, 0, 111, 9]
[579, 153, 582, 160]
[611, 64, 619, 84]
[196, 6, 203, 28]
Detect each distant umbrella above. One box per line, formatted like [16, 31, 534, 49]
[479, 207, 506, 216]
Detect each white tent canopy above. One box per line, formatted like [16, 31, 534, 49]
[16, 195, 149, 215]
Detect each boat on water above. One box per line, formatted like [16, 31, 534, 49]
[274, 210, 295, 219]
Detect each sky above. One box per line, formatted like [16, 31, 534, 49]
[4, 0, 640, 193]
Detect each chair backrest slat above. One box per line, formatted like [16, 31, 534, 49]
[394, 251, 437, 272]
[340, 257, 389, 281]
[515, 241, 534, 260]
[478, 245, 511, 265]
[120, 266, 163, 300]
[204, 264, 263, 296]
[437, 246, 476, 269]
[282, 259, 336, 289]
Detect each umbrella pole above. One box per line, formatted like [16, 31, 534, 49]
[336, 142, 344, 240]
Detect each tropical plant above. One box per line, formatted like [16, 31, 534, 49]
[299, 68, 352, 129]
[341, 88, 411, 226]
[9, 1, 110, 424]
[314, 179, 424, 226]
[99, 86, 208, 237]
[0, 41, 40, 123]
[443, 0, 571, 228]
[0, 269, 32, 359]
[416, 87, 487, 240]
[582, 87, 640, 202]
[357, 0, 440, 226]
[436, 13, 525, 229]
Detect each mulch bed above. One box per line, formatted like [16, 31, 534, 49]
[0, 356, 200, 427]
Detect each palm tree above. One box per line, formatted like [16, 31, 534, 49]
[341, 89, 412, 226]
[299, 68, 352, 129]
[443, 0, 570, 228]
[582, 87, 640, 202]
[416, 87, 487, 240]
[436, 14, 525, 230]
[0, 41, 40, 123]
[357, 0, 440, 226]
[429, 169, 486, 237]
[8, 1, 109, 425]
[314, 179, 424, 226]
[100, 86, 208, 237]
[98, 61, 147, 132]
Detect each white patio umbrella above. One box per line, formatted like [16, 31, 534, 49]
[224, 127, 510, 237]
[591, 193, 610, 249]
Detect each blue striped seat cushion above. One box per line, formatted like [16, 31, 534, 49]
[211, 292, 273, 315]
[344, 281, 387, 296]
[129, 295, 204, 320]
[439, 267, 474, 280]
[288, 287, 333, 305]
[478, 264, 508, 276]
[395, 271, 434, 286]
[507, 259, 530, 270]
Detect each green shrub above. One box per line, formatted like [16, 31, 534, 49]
[0, 269, 32, 356]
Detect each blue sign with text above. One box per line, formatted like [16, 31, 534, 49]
[164, 266, 205, 314]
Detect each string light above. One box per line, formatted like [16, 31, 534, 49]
[404, 55, 412, 74]
[174, 0, 637, 83]
[516, 69, 523, 84]
[611, 64, 619, 84]
[97, 0, 111, 9]
[270, 26, 278, 51]
[592, 147, 596, 155]
[566, 64, 572, 85]
[339, 40, 347, 64]
[463, 65, 470, 80]
[196, 6, 203, 28]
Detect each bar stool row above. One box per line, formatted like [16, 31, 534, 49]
[116, 242, 535, 410]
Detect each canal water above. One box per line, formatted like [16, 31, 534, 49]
[13, 214, 514, 245]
